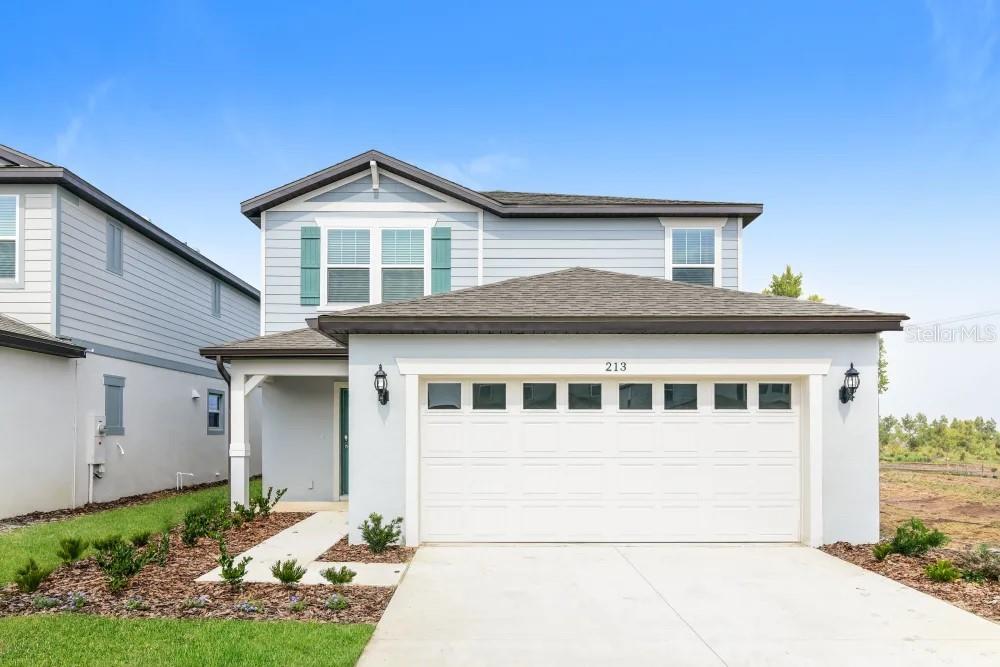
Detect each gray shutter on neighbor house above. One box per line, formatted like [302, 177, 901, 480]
[300, 227, 320, 305]
[431, 226, 451, 294]
[103, 375, 125, 435]
[106, 220, 124, 275]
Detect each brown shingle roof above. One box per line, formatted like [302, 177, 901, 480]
[317, 268, 906, 339]
[0, 314, 87, 357]
[200, 327, 345, 359]
[480, 191, 753, 207]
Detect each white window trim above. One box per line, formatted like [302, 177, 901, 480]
[659, 217, 724, 288]
[318, 218, 434, 311]
[0, 194, 22, 288]
[207, 389, 225, 434]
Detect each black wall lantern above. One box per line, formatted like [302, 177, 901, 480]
[839, 363, 861, 403]
[374, 364, 389, 405]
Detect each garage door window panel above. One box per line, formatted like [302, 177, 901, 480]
[523, 383, 557, 410]
[473, 383, 507, 410]
[664, 383, 698, 410]
[568, 383, 602, 410]
[759, 383, 792, 410]
[714, 383, 748, 410]
[618, 383, 652, 410]
[427, 383, 462, 410]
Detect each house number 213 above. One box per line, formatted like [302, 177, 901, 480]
[605, 361, 627, 372]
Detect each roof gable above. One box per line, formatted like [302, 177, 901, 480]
[306, 174, 445, 204]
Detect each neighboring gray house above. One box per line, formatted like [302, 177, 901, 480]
[0, 144, 261, 518]
[204, 150, 905, 547]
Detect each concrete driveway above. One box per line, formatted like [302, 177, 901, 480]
[358, 544, 1000, 667]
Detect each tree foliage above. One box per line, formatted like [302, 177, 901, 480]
[762, 265, 803, 298]
[878, 336, 889, 394]
[880, 414, 1000, 463]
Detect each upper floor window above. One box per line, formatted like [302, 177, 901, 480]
[671, 228, 715, 287]
[0, 195, 18, 281]
[381, 229, 424, 302]
[327, 229, 371, 303]
[106, 220, 124, 275]
[211, 278, 222, 317]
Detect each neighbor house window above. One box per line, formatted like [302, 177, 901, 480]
[103, 375, 125, 435]
[427, 383, 461, 409]
[759, 383, 792, 410]
[472, 383, 506, 410]
[523, 383, 556, 410]
[381, 229, 424, 302]
[106, 220, 124, 275]
[714, 383, 747, 410]
[207, 390, 225, 433]
[568, 383, 602, 410]
[0, 195, 17, 281]
[619, 383, 652, 410]
[327, 229, 371, 303]
[211, 279, 222, 317]
[664, 383, 698, 410]
[671, 228, 715, 286]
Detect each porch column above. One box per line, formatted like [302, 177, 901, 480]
[229, 370, 250, 508]
[806, 374, 824, 547]
[403, 373, 420, 547]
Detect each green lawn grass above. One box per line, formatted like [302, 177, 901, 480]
[0, 479, 260, 584]
[0, 615, 373, 667]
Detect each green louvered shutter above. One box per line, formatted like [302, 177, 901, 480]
[431, 226, 451, 294]
[300, 227, 320, 305]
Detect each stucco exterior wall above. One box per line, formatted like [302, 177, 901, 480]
[346, 333, 880, 545]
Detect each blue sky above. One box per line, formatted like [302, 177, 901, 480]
[3, 1, 998, 419]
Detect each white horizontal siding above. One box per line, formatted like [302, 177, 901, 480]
[0, 185, 55, 332]
[721, 217, 739, 289]
[57, 194, 258, 372]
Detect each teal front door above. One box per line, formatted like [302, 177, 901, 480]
[339, 388, 349, 496]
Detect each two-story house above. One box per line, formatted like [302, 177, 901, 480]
[0, 144, 261, 518]
[202, 150, 906, 547]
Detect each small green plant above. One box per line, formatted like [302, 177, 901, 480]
[234, 599, 262, 614]
[94, 536, 149, 593]
[180, 502, 228, 546]
[959, 544, 1000, 582]
[232, 502, 256, 525]
[130, 531, 152, 547]
[181, 595, 210, 609]
[251, 486, 287, 517]
[13, 559, 49, 593]
[288, 594, 307, 612]
[925, 559, 961, 583]
[65, 592, 88, 611]
[124, 595, 150, 611]
[321, 565, 357, 585]
[32, 595, 61, 609]
[324, 593, 348, 611]
[270, 559, 306, 586]
[55, 537, 89, 564]
[92, 534, 124, 552]
[147, 531, 171, 567]
[872, 518, 948, 561]
[217, 537, 251, 589]
[359, 513, 403, 553]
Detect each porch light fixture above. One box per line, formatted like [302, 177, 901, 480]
[839, 363, 861, 403]
[374, 364, 389, 405]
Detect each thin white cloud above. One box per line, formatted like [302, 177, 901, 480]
[55, 79, 114, 160]
[925, 0, 999, 105]
[428, 152, 525, 189]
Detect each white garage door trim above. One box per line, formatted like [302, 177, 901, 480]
[400, 360, 827, 548]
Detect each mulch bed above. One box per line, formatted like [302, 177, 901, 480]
[0, 479, 232, 534]
[317, 537, 415, 564]
[0, 512, 395, 624]
[823, 542, 1000, 623]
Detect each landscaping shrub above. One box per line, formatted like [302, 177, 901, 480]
[124, 595, 150, 611]
[217, 537, 251, 589]
[251, 486, 287, 517]
[130, 531, 152, 547]
[181, 595, 209, 609]
[232, 502, 256, 525]
[321, 565, 357, 585]
[288, 594, 307, 612]
[958, 544, 1000, 582]
[55, 537, 89, 564]
[13, 559, 49, 593]
[93, 536, 149, 593]
[65, 592, 88, 611]
[325, 593, 348, 611]
[925, 559, 961, 583]
[270, 559, 306, 586]
[872, 518, 948, 561]
[181, 501, 228, 546]
[147, 531, 171, 567]
[92, 535, 124, 552]
[31, 595, 61, 609]
[359, 513, 403, 553]
[234, 599, 262, 614]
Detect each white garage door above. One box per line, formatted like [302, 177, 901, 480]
[419, 378, 801, 542]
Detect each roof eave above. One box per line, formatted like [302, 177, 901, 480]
[0, 331, 88, 358]
[199, 347, 348, 361]
[0, 168, 260, 301]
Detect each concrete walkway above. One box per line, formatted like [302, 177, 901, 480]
[358, 544, 1000, 666]
[197, 511, 406, 587]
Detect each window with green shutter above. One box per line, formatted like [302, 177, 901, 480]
[0, 195, 17, 281]
[325, 229, 371, 303]
[380, 228, 424, 302]
[300, 227, 321, 305]
[431, 226, 451, 294]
